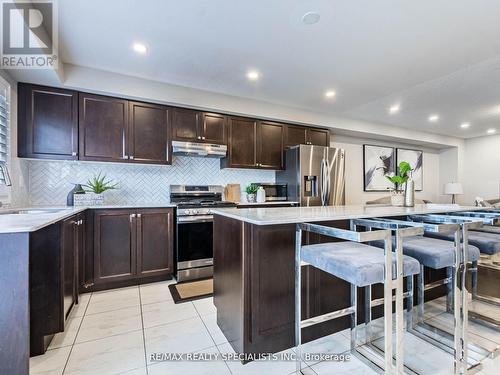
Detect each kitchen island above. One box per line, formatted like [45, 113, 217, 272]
[211, 204, 479, 357]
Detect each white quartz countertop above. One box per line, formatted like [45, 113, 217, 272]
[211, 204, 481, 225]
[236, 201, 299, 206]
[0, 204, 176, 234]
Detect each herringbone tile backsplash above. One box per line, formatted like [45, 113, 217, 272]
[28, 157, 275, 206]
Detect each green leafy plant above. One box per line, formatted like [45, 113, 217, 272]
[386, 161, 413, 191]
[83, 173, 118, 194]
[245, 184, 259, 195]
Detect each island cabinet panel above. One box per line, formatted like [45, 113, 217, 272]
[136, 209, 174, 276]
[91, 208, 174, 290]
[129, 101, 171, 164]
[256, 121, 284, 170]
[79, 93, 129, 162]
[0, 233, 30, 375]
[18, 83, 78, 160]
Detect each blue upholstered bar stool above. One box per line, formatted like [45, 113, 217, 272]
[295, 222, 421, 374]
[424, 213, 500, 330]
[366, 217, 490, 367]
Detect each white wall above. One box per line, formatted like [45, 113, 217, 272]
[331, 135, 442, 204]
[463, 134, 500, 204]
[0, 70, 29, 207]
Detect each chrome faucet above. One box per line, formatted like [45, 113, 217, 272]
[0, 161, 12, 186]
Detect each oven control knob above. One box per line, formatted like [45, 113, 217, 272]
[192, 209, 199, 214]
[184, 209, 191, 215]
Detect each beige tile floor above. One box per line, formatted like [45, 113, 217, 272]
[29, 281, 500, 375]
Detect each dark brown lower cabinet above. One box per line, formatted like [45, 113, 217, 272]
[92, 208, 174, 289]
[137, 209, 174, 276]
[30, 214, 83, 356]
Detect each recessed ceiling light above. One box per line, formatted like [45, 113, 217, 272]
[487, 128, 496, 134]
[428, 114, 439, 122]
[132, 43, 147, 54]
[325, 90, 336, 98]
[302, 11, 320, 25]
[246, 70, 260, 81]
[460, 122, 470, 129]
[389, 104, 400, 114]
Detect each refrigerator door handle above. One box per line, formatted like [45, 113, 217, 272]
[320, 158, 330, 206]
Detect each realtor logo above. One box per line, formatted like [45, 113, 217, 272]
[1, 0, 58, 69]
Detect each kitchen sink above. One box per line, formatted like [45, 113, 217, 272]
[0, 208, 66, 215]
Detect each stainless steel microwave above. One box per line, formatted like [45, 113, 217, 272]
[253, 183, 288, 201]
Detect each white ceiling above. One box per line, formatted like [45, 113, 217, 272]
[38, 1, 500, 137]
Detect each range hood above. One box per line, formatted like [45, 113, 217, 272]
[172, 141, 227, 158]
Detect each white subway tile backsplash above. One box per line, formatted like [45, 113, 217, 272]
[28, 157, 275, 206]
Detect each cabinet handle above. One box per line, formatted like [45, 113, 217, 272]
[123, 155, 129, 159]
[137, 214, 142, 218]
[130, 213, 136, 222]
[83, 282, 94, 289]
[71, 151, 77, 157]
[202, 136, 205, 140]
[130, 156, 134, 160]
[197, 136, 201, 140]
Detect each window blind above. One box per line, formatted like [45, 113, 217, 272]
[0, 80, 9, 184]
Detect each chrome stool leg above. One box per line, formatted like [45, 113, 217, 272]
[470, 260, 478, 300]
[351, 284, 358, 352]
[406, 275, 414, 331]
[416, 264, 425, 325]
[446, 266, 454, 313]
[295, 227, 302, 374]
[364, 285, 372, 345]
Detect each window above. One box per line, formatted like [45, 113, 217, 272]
[0, 77, 10, 185]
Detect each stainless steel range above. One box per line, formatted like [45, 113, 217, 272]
[170, 185, 236, 282]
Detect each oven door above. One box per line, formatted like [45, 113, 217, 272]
[176, 215, 214, 270]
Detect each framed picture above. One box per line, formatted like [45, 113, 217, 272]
[397, 148, 423, 191]
[363, 145, 396, 191]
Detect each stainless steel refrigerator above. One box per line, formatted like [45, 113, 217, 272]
[276, 144, 345, 206]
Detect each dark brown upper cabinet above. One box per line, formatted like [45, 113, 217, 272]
[79, 93, 129, 162]
[128, 101, 171, 165]
[18, 83, 78, 160]
[285, 125, 330, 148]
[171, 108, 200, 142]
[222, 116, 257, 168]
[201, 112, 226, 144]
[307, 128, 330, 147]
[222, 117, 284, 170]
[171, 108, 226, 144]
[256, 121, 284, 169]
[285, 125, 307, 149]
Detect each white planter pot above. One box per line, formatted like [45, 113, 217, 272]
[73, 192, 105, 206]
[247, 193, 256, 203]
[390, 192, 405, 207]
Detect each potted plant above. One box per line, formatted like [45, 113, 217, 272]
[386, 161, 412, 207]
[82, 173, 118, 205]
[245, 184, 259, 203]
